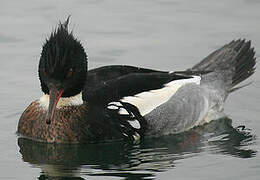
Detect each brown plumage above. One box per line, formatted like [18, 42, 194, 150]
[17, 17, 256, 144]
[18, 101, 87, 143]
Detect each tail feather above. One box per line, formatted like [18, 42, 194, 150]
[228, 81, 253, 93]
[191, 39, 256, 89]
[231, 41, 256, 87]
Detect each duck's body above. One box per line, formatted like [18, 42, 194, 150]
[18, 65, 197, 143]
[18, 18, 256, 143]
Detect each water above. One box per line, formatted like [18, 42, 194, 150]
[1, 0, 260, 179]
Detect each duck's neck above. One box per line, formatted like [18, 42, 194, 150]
[39, 92, 83, 109]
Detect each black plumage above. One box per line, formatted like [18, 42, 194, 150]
[17, 17, 256, 144]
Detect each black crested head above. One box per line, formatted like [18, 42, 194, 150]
[38, 16, 88, 98]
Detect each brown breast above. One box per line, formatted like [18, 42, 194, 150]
[17, 100, 87, 143]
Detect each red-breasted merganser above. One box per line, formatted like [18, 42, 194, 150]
[17, 17, 256, 143]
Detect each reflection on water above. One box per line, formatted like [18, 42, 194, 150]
[17, 118, 256, 180]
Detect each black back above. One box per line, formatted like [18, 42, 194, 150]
[84, 65, 191, 105]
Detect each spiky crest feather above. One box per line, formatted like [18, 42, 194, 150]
[38, 17, 88, 97]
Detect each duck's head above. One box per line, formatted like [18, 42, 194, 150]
[38, 17, 88, 124]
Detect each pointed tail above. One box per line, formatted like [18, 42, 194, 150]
[191, 39, 256, 91]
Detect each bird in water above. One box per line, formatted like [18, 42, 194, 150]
[17, 17, 256, 143]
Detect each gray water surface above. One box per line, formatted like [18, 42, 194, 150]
[1, 0, 260, 179]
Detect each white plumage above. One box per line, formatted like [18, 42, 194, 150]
[127, 120, 141, 129]
[39, 92, 83, 109]
[120, 76, 201, 116]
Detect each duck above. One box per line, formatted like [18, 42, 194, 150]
[17, 17, 256, 143]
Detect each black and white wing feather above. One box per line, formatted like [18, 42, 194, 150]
[84, 65, 202, 140]
[106, 101, 146, 141]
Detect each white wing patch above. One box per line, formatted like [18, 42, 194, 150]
[120, 76, 201, 116]
[127, 120, 141, 129]
[108, 102, 129, 115]
[133, 132, 141, 142]
[118, 108, 129, 115]
[107, 104, 119, 110]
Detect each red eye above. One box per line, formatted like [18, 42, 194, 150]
[43, 68, 46, 76]
[67, 68, 73, 77]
